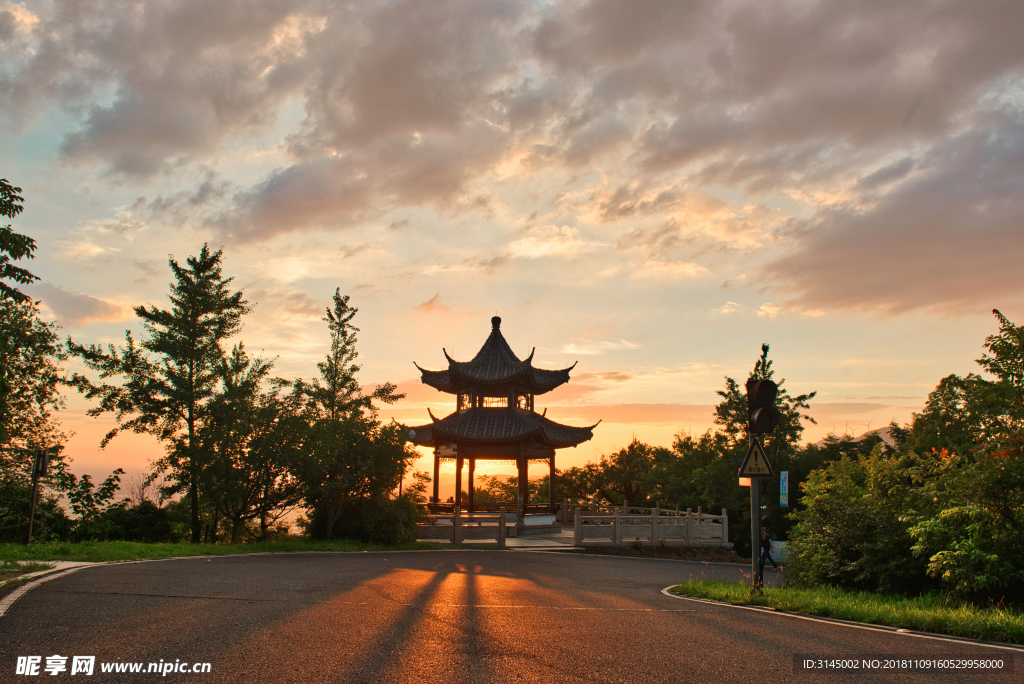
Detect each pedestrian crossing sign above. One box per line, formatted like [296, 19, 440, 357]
[738, 440, 774, 478]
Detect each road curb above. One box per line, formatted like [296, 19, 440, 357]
[0, 565, 96, 618]
[661, 586, 1024, 653]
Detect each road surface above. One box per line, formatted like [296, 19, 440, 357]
[0, 551, 1017, 683]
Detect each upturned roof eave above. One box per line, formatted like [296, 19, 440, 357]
[415, 363, 576, 395]
[406, 407, 596, 448]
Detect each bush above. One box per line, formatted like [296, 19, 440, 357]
[307, 495, 423, 544]
[908, 448, 1024, 606]
[95, 501, 180, 543]
[786, 450, 936, 595]
[0, 478, 73, 542]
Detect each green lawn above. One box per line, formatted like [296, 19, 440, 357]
[671, 580, 1024, 645]
[0, 539, 440, 564]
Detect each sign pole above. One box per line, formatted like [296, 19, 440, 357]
[27, 452, 40, 545]
[26, 447, 48, 545]
[749, 431, 762, 591]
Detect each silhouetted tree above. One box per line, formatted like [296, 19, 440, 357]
[69, 245, 250, 543]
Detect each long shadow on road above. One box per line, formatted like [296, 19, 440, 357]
[0, 551, 1013, 684]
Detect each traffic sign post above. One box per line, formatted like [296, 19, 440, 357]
[748, 432, 761, 591]
[26, 447, 49, 545]
[743, 359, 780, 591]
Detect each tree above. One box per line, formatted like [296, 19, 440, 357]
[714, 344, 816, 456]
[557, 463, 604, 501]
[297, 289, 402, 420]
[68, 245, 250, 543]
[0, 297, 84, 541]
[902, 373, 988, 457]
[593, 439, 668, 505]
[0, 297, 72, 465]
[296, 290, 409, 539]
[0, 178, 38, 303]
[200, 344, 304, 543]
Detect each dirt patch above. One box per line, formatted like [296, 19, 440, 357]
[580, 545, 747, 563]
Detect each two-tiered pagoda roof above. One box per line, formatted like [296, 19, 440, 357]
[407, 316, 597, 450]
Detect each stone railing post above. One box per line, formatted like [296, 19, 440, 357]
[721, 508, 728, 544]
[563, 497, 569, 524]
[453, 508, 462, 545]
[498, 507, 506, 549]
[686, 507, 694, 544]
[573, 507, 582, 546]
[614, 510, 622, 545]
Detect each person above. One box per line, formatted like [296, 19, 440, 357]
[759, 526, 778, 577]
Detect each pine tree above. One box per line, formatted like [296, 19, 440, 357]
[0, 178, 38, 303]
[295, 289, 408, 539]
[69, 244, 250, 543]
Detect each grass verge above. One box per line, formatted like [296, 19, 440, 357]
[0, 539, 440, 564]
[671, 580, 1024, 645]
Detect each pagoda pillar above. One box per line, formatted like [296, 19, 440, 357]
[468, 457, 476, 512]
[432, 449, 440, 503]
[517, 444, 527, 524]
[455, 452, 464, 512]
[549, 455, 556, 513]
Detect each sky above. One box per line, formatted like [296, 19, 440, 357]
[3, 0, 1024, 496]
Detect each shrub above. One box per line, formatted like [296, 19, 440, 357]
[307, 494, 424, 545]
[908, 448, 1024, 606]
[786, 450, 936, 595]
[96, 501, 179, 543]
[0, 478, 73, 542]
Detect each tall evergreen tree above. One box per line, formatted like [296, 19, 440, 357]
[295, 289, 408, 539]
[69, 245, 250, 543]
[0, 178, 38, 303]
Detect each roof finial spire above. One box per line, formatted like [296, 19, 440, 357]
[491, 315, 501, 328]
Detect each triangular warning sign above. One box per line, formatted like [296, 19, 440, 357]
[738, 440, 774, 478]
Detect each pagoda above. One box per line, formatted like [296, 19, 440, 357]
[407, 316, 598, 522]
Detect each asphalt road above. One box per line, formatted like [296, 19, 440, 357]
[0, 551, 1018, 683]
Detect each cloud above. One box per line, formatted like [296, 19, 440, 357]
[4, 0, 1024, 309]
[246, 287, 322, 319]
[388, 378, 459, 404]
[506, 225, 604, 259]
[573, 371, 634, 384]
[764, 118, 1024, 314]
[632, 259, 709, 280]
[560, 339, 640, 355]
[756, 303, 781, 319]
[714, 301, 740, 314]
[544, 403, 715, 425]
[807, 402, 894, 419]
[416, 293, 450, 314]
[29, 283, 131, 326]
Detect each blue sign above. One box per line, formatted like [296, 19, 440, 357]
[780, 471, 789, 507]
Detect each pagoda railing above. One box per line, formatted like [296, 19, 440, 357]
[416, 508, 512, 546]
[571, 504, 730, 547]
[426, 502, 556, 515]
